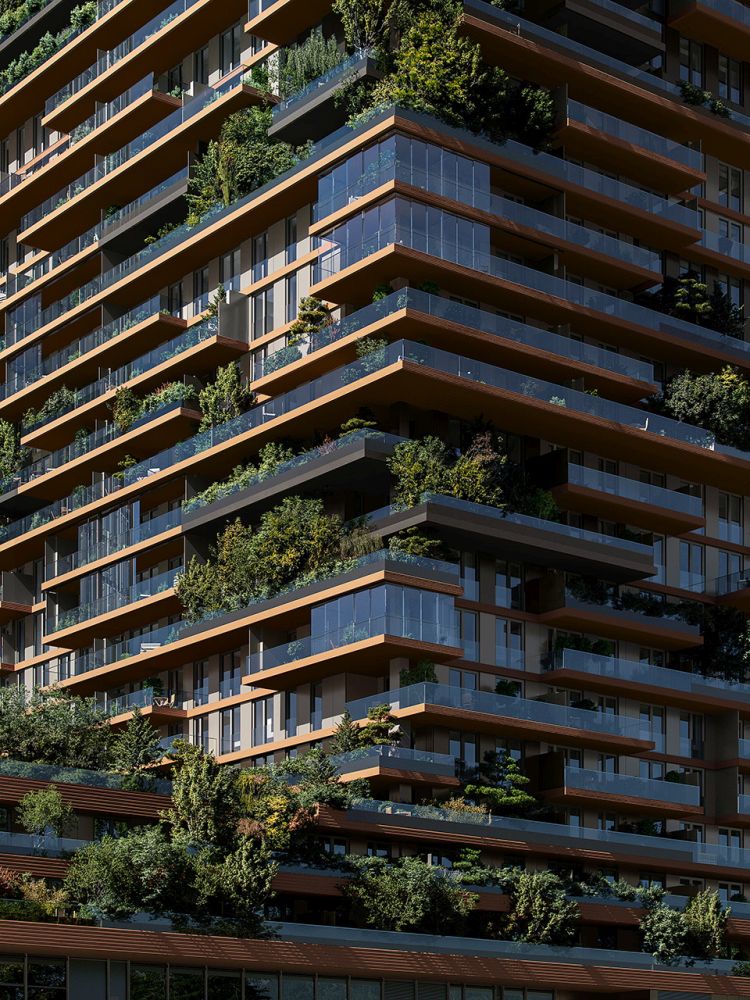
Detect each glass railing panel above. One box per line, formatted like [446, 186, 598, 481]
[52, 566, 181, 632]
[740, 739, 750, 759]
[738, 794, 750, 814]
[367, 493, 653, 556]
[566, 101, 701, 169]
[714, 569, 750, 596]
[563, 766, 701, 806]
[700, 229, 750, 265]
[98, 686, 186, 716]
[51, 507, 183, 576]
[103, 167, 189, 232]
[0, 829, 89, 854]
[345, 682, 645, 739]
[70, 74, 155, 144]
[568, 465, 703, 517]
[247, 607, 460, 674]
[331, 746, 458, 776]
[314, 220, 750, 362]
[1, 422, 120, 494]
[259, 288, 655, 385]
[274, 50, 371, 117]
[0, 757, 171, 793]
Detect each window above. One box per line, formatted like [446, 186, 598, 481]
[221, 707, 241, 754]
[640, 704, 665, 751]
[220, 24, 241, 74]
[719, 54, 742, 104]
[193, 715, 209, 753]
[639, 760, 664, 779]
[194, 46, 208, 84]
[366, 841, 390, 857]
[495, 559, 523, 608]
[495, 617, 523, 668]
[679, 540, 704, 591]
[449, 667, 478, 690]
[650, 534, 665, 585]
[167, 281, 183, 317]
[252, 697, 273, 746]
[310, 682, 322, 729]
[719, 163, 743, 213]
[679, 37, 703, 87]
[719, 491, 742, 542]
[459, 610, 478, 661]
[720, 217, 743, 243]
[680, 712, 704, 758]
[449, 730, 477, 767]
[320, 836, 348, 856]
[719, 881, 743, 903]
[166, 63, 182, 95]
[719, 827, 742, 849]
[285, 690, 297, 738]
[718, 272, 743, 314]
[285, 271, 297, 323]
[220, 248, 241, 294]
[286, 214, 298, 263]
[597, 813, 616, 831]
[219, 650, 242, 698]
[460, 551, 479, 600]
[193, 660, 208, 705]
[192, 266, 209, 314]
[719, 549, 742, 582]
[252, 286, 274, 338]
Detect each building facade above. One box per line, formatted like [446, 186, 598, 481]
[1, 0, 750, 997]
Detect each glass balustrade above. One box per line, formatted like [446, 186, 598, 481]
[50, 566, 181, 633]
[248, 0, 282, 18]
[330, 746, 458, 777]
[314, 217, 750, 361]
[274, 50, 371, 117]
[562, 766, 701, 806]
[50, 507, 183, 576]
[261, 288, 655, 384]
[345, 682, 646, 740]
[566, 464, 704, 518]
[97, 686, 186, 717]
[0, 757, 171, 793]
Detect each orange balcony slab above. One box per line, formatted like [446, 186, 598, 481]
[44, 585, 180, 650]
[669, 0, 750, 65]
[245, 0, 330, 45]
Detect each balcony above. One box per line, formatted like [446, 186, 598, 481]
[0, 757, 171, 796]
[366, 493, 656, 583]
[45, 0, 249, 132]
[343, 798, 750, 879]
[97, 686, 188, 725]
[331, 746, 459, 785]
[345, 682, 654, 753]
[533, 451, 706, 533]
[669, 0, 750, 64]
[245, 0, 330, 45]
[524, 0, 663, 63]
[714, 570, 750, 610]
[462, 1, 750, 163]
[270, 50, 381, 144]
[539, 759, 703, 818]
[556, 99, 704, 193]
[53, 550, 461, 693]
[23, 65, 266, 250]
[530, 577, 701, 649]
[245, 585, 462, 689]
[545, 647, 750, 713]
[45, 566, 182, 648]
[312, 214, 750, 373]
[256, 288, 658, 405]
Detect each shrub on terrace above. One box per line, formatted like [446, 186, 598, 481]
[186, 107, 301, 224]
[0, 419, 28, 482]
[197, 361, 254, 433]
[0, 2, 96, 92]
[639, 273, 744, 338]
[459, 750, 536, 816]
[183, 441, 296, 513]
[277, 32, 344, 99]
[22, 385, 77, 430]
[332, 0, 408, 52]
[17, 785, 74, 838]
[342, 855, 479, 934]
[498, 869, 579, 946]
[658, 365, 750, 451]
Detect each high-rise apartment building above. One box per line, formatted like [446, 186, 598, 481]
[1, 0, 750, 997]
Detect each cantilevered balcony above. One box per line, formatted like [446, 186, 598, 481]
[269, 50, 381, 144]
[545, 647, 750, 714]
[46, 566, 182, 648]
[0, 757, 171, 797]
[366, 493, 656, 583]
[45, 0, 250, 132]
[529, 577, 701, 649]
[669, 0, 750, 64]
[331, 746, 460, 786]
[255, 288, 658, 404]
[345, 682, 654, 753]
[525, 0, 663, 63]
[245, 0, 329, 45]
[532, 450, 706, 533]
[538, 757, 703, 818]
[245, 583, 462, 689]
[97, 686, 188, 725]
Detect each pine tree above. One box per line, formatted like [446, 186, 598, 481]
[328, 709, 361, 754]
[110, 708, 163, 776]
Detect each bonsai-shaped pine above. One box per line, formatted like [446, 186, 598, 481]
[198, 361, 254, 432]
[359, 703, 401, 746]
[460, 750, 536, 815]
[288, 295, 333, 349]
[109, 708, 164, 788]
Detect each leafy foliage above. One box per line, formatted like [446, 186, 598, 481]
[327, 709, 362, 753]
[640, 273, 744, 338]
[109, 709, 164, 779]
[359, 703, 401, 746]
[277, 32, 343, 98]
[460, 750, 535, 815]
[186, 107, 300, 223]
[0, 419, 28, 481]
[342, 855, 478, 933]
[659, 366, 750, 450]
[399, 659, 437, 686]
[388, 432, 505, 510]
[499, 869, 579, 945]
[17, 785, 74, 837]
[166, 742, 241, 849]
[198, 361, 253, 432]
[333, 0, 408, 51]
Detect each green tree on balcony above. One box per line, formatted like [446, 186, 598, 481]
[460, 750, 536, 816]
[198, 361, 254, 432]
[660, 365, 750, 451]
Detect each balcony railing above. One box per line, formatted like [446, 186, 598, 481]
[565, 100, 702, 171]
[561, 766, 701, 807]
[248, 0, 281, 18]
[97, 686, 186, 717]
[314, 220, 750, 362]
[70, 74, 158, 145]
[0, 757, 171, 794]
[273, 49, 371, 118]
[330, 746, 458, 777]
[50, 566, 181, 633]
[713, 569, 750, 597]
[351, 796, 750, 872]
[548, 647, 750, 704]
[259, 288, 656, 385]
[247, 607, 460, 675]
[345, 682, 647, 741]
[566, 464, 704, 519]
[50, 506, 183, 576]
